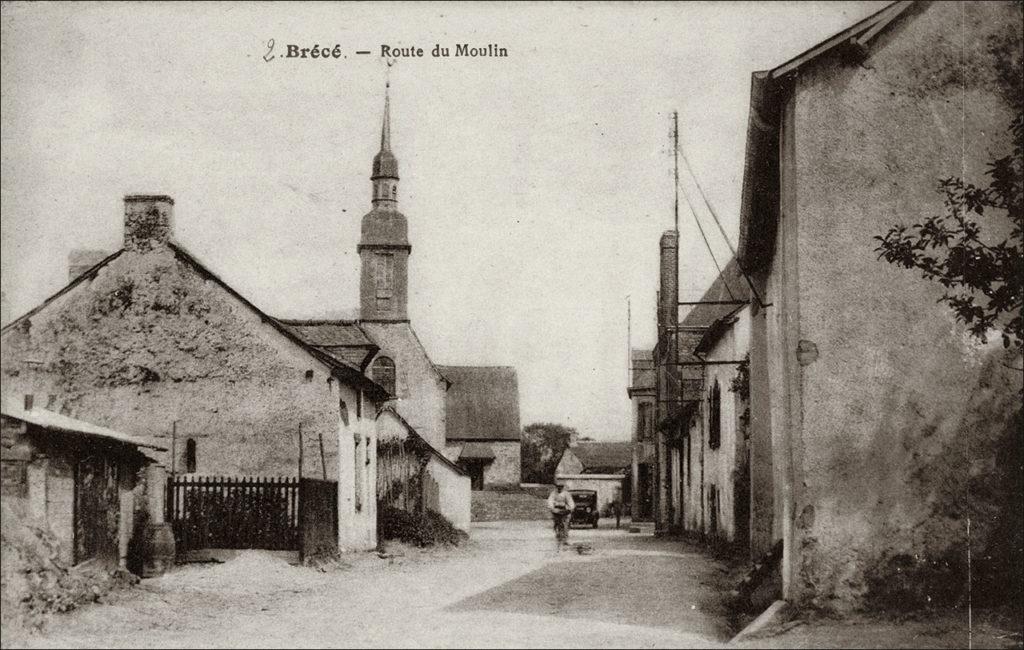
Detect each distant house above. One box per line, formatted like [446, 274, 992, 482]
[556, 442, 632, 475]
[1, 395, 164, 569]
[0, 195, 388, 551]
[627, 349, 655, 521]
[440, 366, 522, 490]
[555, 442, 631, 516]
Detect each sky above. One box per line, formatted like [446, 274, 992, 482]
[0, 1, 887, 441]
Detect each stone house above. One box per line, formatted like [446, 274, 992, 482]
[735, 0, 1022, 611]
[440, 365, 522, 490]
[1, 395, 164, 569]
[627, 349, 656, 521]
[0, 195, 388, 551]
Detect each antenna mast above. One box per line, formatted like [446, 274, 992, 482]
[673, 111, 679, 231]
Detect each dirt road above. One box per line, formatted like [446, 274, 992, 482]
[19, 520, 735, 649]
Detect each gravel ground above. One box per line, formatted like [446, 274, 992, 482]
[9, 520, 1019, 649]
[12, 520, 736, 649]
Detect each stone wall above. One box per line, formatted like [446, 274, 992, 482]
[483, 441, 521, 487]
[773, 0, 1022, 610]
[0, 245, 367, 484]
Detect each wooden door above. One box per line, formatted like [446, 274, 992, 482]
[74, 455, 120, 565]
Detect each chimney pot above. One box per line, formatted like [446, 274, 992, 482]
[124, 195, 175, 252]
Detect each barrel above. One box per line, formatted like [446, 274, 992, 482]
[142, 522, 176, 577]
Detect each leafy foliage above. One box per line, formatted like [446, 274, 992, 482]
[729, 354, 751, 438]
[874, 115, 1023, 352]
[520, 422, 578, 484]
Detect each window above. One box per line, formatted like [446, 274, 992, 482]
[637, 402, 653, 441]
[708, 381, 721, 450]
[354, 435, 363, 512]
[371, 356, 396, 396]
[375, 254, 394, 298]
[185, 438, 197, 473]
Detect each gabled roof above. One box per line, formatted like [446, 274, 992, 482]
[1, 396, 165, 451]
[1, 250, 125, 333]
[568, 441, 632, 472]
[737, 1, 917, 269]
[1, 242, 390, 403]
[679, 257, 751, 355]
[458, 441, 496, 461]
[439, 365, 521, 442]
[377, 406, 466, 476]
[168, 243, 390, 402]
[679, 258, 751, 329]
[629, 348, 655, 393]
[276, 319, 379, 370]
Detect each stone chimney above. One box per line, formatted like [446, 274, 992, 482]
[658, 230, 679, 330]
[68, 249, 111, 282]
[124, 195, 174, 252]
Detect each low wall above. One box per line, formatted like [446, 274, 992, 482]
[556, 473, 625, 516]
[424, 455, 471, 533]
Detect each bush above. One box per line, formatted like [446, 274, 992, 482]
[1, 504, 139, 633]
[377, 506, 468, 548]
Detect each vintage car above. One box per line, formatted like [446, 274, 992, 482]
[569, 489, 600, 528]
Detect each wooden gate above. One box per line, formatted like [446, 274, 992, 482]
[167, 476, 300, 552]
[74, 455, 121, 564]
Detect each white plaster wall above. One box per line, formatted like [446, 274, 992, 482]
[424, 455, 471, 533]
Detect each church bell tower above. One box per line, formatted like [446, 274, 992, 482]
[358, 84, 411, 322]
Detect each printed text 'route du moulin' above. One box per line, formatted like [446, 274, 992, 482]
[381, 43, 509, 58]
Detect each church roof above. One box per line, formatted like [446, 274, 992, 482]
[439, 365, 521, 442]
[276, 319, 380, 370]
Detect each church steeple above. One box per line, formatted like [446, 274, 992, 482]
[371, 83, 399, 206]
[359, 83, 410, 322]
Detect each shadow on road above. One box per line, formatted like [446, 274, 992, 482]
[447, 542, 734, 643]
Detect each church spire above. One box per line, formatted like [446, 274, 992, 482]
[371, 82, 399, 206]
[359, 81, 410, 322]
[380, 82, 391, 152]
